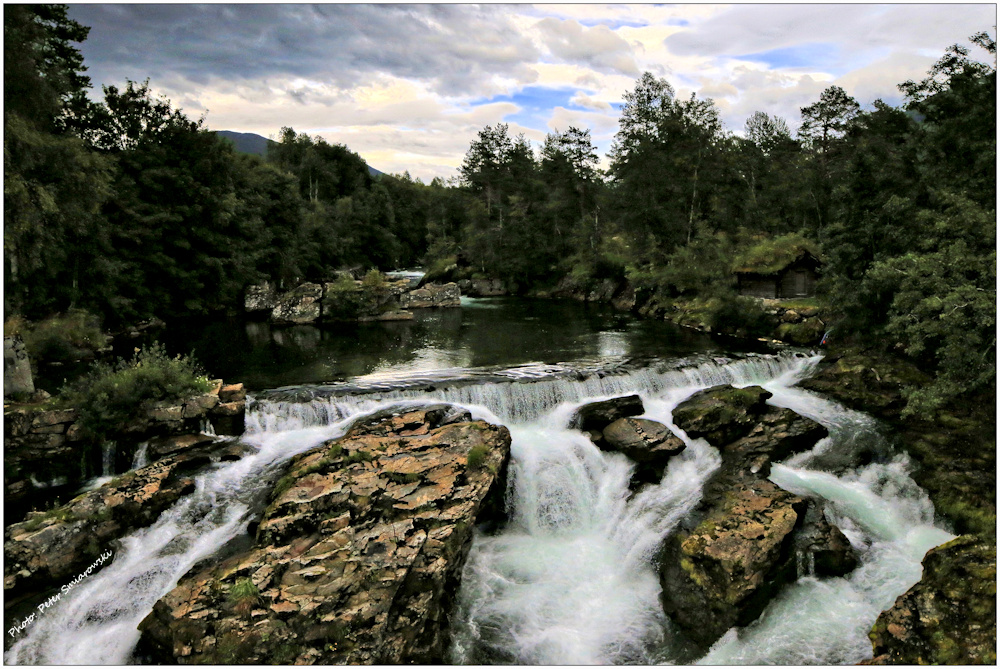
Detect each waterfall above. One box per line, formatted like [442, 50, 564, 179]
[131, 442, 150, 470]
[101, 441, 116, 477]
[4, 351, 953, 666]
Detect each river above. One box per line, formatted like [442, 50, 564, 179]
[5, 297, 953, 665]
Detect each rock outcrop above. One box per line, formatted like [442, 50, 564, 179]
[244, 281, 279, 313]
[569, 394, 644, 432]
[4, 380, 246, 521]
[400, 283, 460, 309]
[3, 449, 218, 598]
[137, 405, 511, 665]
[253, 278, 462, 326]
[867, 535, 996, 665]
[599, 417, 686, 485]
[658, 384, 842, 648]
[4, 335, 34, 397]
[271, 283, 323, 325]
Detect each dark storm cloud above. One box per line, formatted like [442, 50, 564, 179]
[68, 4, 540, 95]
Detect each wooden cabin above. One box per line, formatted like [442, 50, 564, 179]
[735, 250, 821, 299]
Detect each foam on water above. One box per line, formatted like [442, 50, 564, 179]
[5, 351, 954, 665]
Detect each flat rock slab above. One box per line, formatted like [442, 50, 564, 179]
[137, 405, 511, 665]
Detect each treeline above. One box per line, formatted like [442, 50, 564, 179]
[4, 6, 995, 414]
[428, 34, 996, 415]
[4, 5, 436, 328]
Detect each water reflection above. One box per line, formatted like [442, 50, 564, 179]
[157, 298, 726, 390]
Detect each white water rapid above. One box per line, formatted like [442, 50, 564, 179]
[5, 352, 954, 665]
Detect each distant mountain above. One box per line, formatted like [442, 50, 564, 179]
[214, 130, 272, 157]
[214, 130, 384, 177]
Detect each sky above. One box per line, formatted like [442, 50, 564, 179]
[67, 3, 996, 181]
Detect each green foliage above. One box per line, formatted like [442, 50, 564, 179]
[859, 241, 994, 416]
[705, 295, 775, 338]
[466, 445, 489, 470]
[18, 309, 107, 363]
[227, 577, 260, 603]
[59, 343, 212, 442]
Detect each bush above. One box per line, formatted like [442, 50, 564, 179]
[14, 309, 108, 363]
[59, 342, 213, 442]
[707, 295, 775, 338]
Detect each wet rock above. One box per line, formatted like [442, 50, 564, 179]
[149, 433, 217, 458]
[660, 478, 807, 647]
[137, 405, 511, 665]
[659, 385, 832, 647]
[672, 385, 772, 447]
[868, 535, 996, 664]
[600, 417, 685, 485]
[569, 394, 645, 432]
[271, 283, 323, 325]
[4, 453, 206, 598]
[793, 501, 857, 578]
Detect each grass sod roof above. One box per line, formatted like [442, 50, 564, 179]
[732, 234, 822, 276]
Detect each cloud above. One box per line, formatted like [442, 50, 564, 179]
[535, 17, 639, 75]
[64, 4, 995, 181]
[69, 4, 540, 98]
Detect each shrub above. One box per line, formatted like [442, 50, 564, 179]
[706, 295, 775, 338]
[228, 577, 260, 617]
[361, 269, 387, 289]
[15, 309, 108, 363]
[59, 342, 213, 442]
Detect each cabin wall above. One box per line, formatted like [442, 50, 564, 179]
[738, 277, 778, 299]
[779, 269, 817, 298]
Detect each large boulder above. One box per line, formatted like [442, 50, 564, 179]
[600, 417, 685, 485]
[793, 501, 858, 578]
[671, 385, 773, 447]
[4, 451, 209, 598]
[137, 405, 511, 665]
[659, 477, 807, 646]
[244, 282, 279, 313]
[659, 384, 837, 647]
[867, 535, 996, 665]
[4, 335, 34, 397]
[271, 283, 323, 325]
[569, 394, 644, 432]
[401, 282, 461, 309]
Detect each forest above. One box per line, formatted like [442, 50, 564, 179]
[4, 5, 995, 417]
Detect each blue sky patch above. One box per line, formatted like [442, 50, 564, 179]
[667, 18, 690, 27]
[732, 42, 845, 74]
[471, 86, 598, 129]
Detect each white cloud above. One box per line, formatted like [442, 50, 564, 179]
[68, 4, 995, 180]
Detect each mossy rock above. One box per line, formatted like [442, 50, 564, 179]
[774, 317, 825, 346]
[869, 535, 996, 664]
[672, 385, 772, 447]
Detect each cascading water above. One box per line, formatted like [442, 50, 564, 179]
[5, 352, 954, 665]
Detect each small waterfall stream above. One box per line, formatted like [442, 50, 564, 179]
[5, 352, 954, 665]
